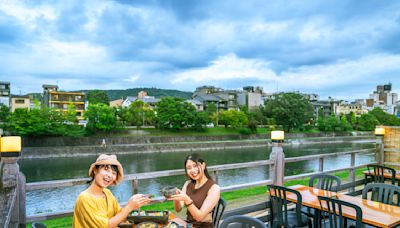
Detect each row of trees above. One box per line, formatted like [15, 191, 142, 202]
[1, 92, 399, 137]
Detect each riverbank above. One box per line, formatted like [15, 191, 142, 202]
[20, 132, 374, 159]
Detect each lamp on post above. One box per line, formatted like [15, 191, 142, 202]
[374, 126, 385, 165]
[270, 130, 285, 186]
[1, 136, 22, 188]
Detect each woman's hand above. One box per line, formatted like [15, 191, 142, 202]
[127, 194, 152, 211]
[169, 189, 192, 205]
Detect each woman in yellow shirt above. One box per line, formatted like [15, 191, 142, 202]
[73, 154, 151, 228]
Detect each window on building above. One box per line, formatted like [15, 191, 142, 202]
[15, 99, 25, 104]
[52, 95, 59, 100]
[75, 96, 82, 101]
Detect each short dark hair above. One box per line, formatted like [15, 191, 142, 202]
[184, 153, 212, 182]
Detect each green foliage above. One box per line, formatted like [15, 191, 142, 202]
[369, 107, 400, 126]
[248, 109, 267, 125]
[87, 90, 110, 105]
[264, 92, 314, 132]
[155, 97, 206, 131]
[0, 104, 10, 122]
[356, 113, 379, 131]
[4, 107, 85, 137]
[104, 88, 192, 101]
[238, 127, 252, 135]
[218, 110, 248, 128]
[120, 100, 155, 128]
[340, 115, 353, 131]
[84, 103, 118, 133]
[206, 102, 217, 118]
[247, 118, 258, 133]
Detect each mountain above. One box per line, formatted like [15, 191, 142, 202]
[82, 88, 193, 100]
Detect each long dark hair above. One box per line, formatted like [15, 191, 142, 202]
[184, 153, 212, 182]
[87, 164, 119, 184]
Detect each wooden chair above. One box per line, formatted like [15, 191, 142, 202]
[362, 183, 400, 206]
[213, 197, 228, 228]
[267, 184, 311, 228]
[365, 164, 396, 185]
[318, 196, 363, 228]
[219, 215, 266, 228]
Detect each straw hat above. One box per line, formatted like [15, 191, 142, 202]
[88, 154, 124, 185]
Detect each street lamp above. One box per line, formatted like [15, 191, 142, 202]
[270, 130, 285, 186]
[0, 136, 21, 157]
[374, 126, 385, 165]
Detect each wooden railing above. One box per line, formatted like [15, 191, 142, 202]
[26, 147, 377, 223]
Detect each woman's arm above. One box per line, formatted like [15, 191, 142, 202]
[108, 194, 151, 228]
[187, 184, 220, 222]
[174, 181, 189, 212]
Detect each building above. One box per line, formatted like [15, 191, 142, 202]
[42, 84, 86, 120]
[336, 101, 368, 117]
[10, 95, 30, 112]
[368, 83, 398, 115]
[311, 99, 340, 119]
[121, 91, 160, 108]
[0, 81, 11, 108]
[237, 86, 264, 111]
[109, 99, 124, 108]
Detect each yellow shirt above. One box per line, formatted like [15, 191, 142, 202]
[73, 188, 121, 228]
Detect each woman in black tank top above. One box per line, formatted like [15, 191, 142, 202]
[170, 153, 221, 228]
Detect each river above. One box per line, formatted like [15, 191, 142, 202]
[19, 142, 375, 216]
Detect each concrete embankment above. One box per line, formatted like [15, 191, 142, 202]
[20, 132, 375, 159]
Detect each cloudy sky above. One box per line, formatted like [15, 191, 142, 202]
[1, 0, 400, 100]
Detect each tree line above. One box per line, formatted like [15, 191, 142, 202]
[1, 92, 399, 137]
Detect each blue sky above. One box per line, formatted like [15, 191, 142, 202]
[0, 0, 400, 100]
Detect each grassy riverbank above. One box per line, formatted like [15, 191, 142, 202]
[28, 168, 366, 228]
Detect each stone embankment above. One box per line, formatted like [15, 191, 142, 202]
[20, 132, 375, 159]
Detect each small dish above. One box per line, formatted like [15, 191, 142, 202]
[161, 186, 178, 198]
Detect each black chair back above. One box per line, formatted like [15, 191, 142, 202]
[318, 196, 363, 228]
[366, 164, 396, 185]
[219, 215, 266, 228]
[309, 174, 341, 192]
[267, 185, 307, 228]
[362, 183, 400, 206]
[213, 197, 227, 228]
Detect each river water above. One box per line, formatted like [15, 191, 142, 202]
[19, 142, 375, 216]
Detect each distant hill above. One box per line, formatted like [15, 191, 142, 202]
[23, 88, 193, 101]
[80, 88, 193, 101]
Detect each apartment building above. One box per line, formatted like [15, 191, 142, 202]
[336, 101, 368, 117]
[368, 83, 398, 115]
[42, 84, 85, 120]
[11, 95, 30, 112]
[0, 81, 11, 108]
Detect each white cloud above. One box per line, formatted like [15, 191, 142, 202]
[0, 1, 56, 29]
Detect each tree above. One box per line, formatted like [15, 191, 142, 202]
[369, 108, 400, 126]
[264, 92, 314, 132]
[155, 97, 205, 131]
[356, 113, 379, 131]
[120, 100, 155, 128]
[87, 90, 110, 105]
[218, 110, 248, 128]
[0, 104, 10, 122]
[84, 103, 118, 133]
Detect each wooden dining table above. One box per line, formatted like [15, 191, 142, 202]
[285, 185, 400, 228]
[363, 170, 400, 185]
[119, 212, 187, 228]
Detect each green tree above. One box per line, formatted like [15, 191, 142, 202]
[84, 103, 118, 133]
[369, 107, 400, 126]
[219, 110, 248, 128]
[264, 92, 314, 132]
[87, 90, 110, 105]
[0, 104, 10, 122]
[340, 115, 353, 131]
[356, 113, 379, 131]
[155, 97, 201, 131]
[120, 100, 155, 128]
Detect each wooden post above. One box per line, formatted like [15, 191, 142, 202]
[132, 179, 139, 194]
[349, 153, 356, 193]
[213, 170, 219, 184]
[269, 143, 285, 186]
[19, 172, 26, 227]
[379, 136, 384, 165]
[319, 157, 324, 172]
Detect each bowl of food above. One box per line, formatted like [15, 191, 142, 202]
[137, 221, 158, 228]
[161, 186, 178, 198]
